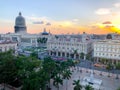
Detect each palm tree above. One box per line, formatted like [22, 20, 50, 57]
[62, 70, 72, 79]
[67, 59, 75, 71]
[73, 80, 82, 90]
[86, 53, 91, 60]
[106, 63, 112, 77]
[101, 58, 106, 64]
[116, 63, 120, 70]
[115, 64, 120, 79]
[85, 85, 94, 90]
[62, 70, 72, 90]
[80, 53, 84, 60]
[53, 75, 63, 90]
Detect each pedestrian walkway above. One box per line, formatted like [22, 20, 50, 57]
[50, 67, 120, 90]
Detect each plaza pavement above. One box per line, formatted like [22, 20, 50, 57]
[50, 67, 120, 90]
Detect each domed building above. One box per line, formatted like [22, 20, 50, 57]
[41, 28, 49, 35]
[14, 12, 27, 33]
[106, 34, 112, 39]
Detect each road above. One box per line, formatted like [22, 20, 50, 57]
[76, 59, 120, 74]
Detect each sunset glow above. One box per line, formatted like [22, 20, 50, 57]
[0, 0, 120, 34]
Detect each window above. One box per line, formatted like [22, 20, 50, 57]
[99, 53, 101, 55]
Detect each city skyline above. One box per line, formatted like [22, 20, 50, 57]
[0, 0, 120, 34]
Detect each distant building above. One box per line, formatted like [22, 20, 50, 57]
[0, 40, 17, 52]
[106, 34, 112, 39]
[47, 32, 92, 60]
[41, 28, 50, 35]
[92, 34, 106, 40]
[14, 12, 27, 33]
[93, 39, 120, 64]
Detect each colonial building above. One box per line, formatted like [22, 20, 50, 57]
[0, 40, 17, 52]
[93, 39, 120, 64]
[47, 32, 92, 60]
[0, 12, 51, 48]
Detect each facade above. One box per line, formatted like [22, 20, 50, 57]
[14, 12, 27, 33]
[0, 40, 17, 52]
[93, 39, 120, 64]
[0, 32, 51, 48]
[47, 32, 92, 60]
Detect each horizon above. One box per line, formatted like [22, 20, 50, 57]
[1, 0, 120, 34]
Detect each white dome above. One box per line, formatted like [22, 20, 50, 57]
[15, 12, 26, 26]
[14, 12, 27, 33]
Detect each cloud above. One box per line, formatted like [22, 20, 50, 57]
[33, 21, 44, 24]
[0, 19, 13, 23]
[95, 8, 111, 15]
[26, 16, 50, 22]
[72, 19, 79, 22]
[46, 22, 51, 25]
[114, 3, 120, 8]
[102, 21, 112, 24]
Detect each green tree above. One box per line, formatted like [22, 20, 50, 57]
[43, 57, 56, 89]
[62, 69, 72, 90]
[101, 58, 106, 64]
[16, 56, 42, 90]
[86, 53, 91, 60]
[117, 87, 120, 90]
[106, 63, 112, 77]
[21, 71, 40, 90]
[37, 37, 47, 44]
[80, 53, 84, 59]
[53, 75, 63, 90]
[38, 69, 49, 90]
[85, 85, 94, 90]
[67, 59, 75, 67]
[30, 52, 38, 58]
[0, 51, 18, 89]
[116, 63, 120, 70]
[62, 70, 72, 80]
[73, 80, 82, 90]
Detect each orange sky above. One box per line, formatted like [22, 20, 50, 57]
[1, 0, 120, 34]
[1, 19, 120, 35]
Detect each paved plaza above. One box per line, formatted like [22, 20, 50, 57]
[0, 67, 119, 90]
[50, 67, 120, 90]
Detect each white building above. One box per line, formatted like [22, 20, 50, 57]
[93, 39, 120, 64]
[47, 32, 92, 60]
[0, 40, 17, 52]
[0, 29, 51, 48]
[0, 33, 39, 48]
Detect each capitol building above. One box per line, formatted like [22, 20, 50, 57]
[0, 12, 51, 48]
[14, 12, 27, 33]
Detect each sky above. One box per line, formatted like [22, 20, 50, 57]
[0, 0, 120, 34]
